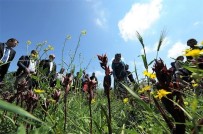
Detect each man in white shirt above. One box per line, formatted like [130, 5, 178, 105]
[15, 50, 39, 89]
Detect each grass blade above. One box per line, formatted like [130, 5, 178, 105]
[0, 100, 43, 123]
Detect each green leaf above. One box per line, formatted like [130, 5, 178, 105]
[157, 30, 166, 52]
[121, 83, 170, 134]
[0, 100, 43, 123]
[56, 79, 61, 88]
[136, 31, 145, 49]
[148, 59, 155, 66]
[167, 98, 193, 120]
[182, 65, 203, 73]
[141, 55, 148, 70]
[17, 124, 26, 134]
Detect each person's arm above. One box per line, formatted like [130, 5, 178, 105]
[127, 71, 135, 83]
[17, 56, 27, 70]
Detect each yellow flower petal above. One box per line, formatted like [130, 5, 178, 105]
[155, 89, 171, 100]
[123, 98, 129, 104]
[26, 40, 31, 45]
[91, 99, 96, 104]
[34, 89, 45, 94]
[184, 49, 201, 57]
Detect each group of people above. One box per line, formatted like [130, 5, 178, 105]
[0, 38, 100, 98]
[111, 38, 203, 98]
[170, 38, 202, 83]
[15, 49, 57, 89]
[1, 37, 202, 97]
[0, 38, 58, 89]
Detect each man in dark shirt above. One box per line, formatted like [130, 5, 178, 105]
[111, 53, 127, 99]
[39, 54, 57, 87]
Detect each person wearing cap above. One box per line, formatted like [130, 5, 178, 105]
[39, 54, 57, 87]
[15, 50, 39, 89]
[0, 38, 18, 83]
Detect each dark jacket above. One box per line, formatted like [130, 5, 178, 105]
[0, 43, 16, 79]
[112, 59, 126, 80]
[15, 55, 38, 76]
[39, 59, 56, 78]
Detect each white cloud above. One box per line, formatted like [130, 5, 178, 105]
[118, 0, 162, 41]
[167, 41, 188, 59]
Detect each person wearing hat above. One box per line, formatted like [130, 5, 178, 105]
[0, 38, 18, 83]
[39, 54, 57, 87]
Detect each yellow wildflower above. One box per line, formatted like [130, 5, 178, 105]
[91, 99, 96, 104]
[143, 70, 156, 79]
[184, 49, 201, 57]
[191, 80, 198, 87]
[149, 74, 156, 79]
[150, 91, 154, 95]
[192, 83, 198, 87]
[138, 85, 151, 93]
[81, 30, 87, 35]
[66, 35, 71, 40]
[48, 45, 54, 50]
[123, 98, 129, 104]
[184, 102, 189, 106]
[44, 45, 54, 52]
[48, 99, 56, 104]
[155, 89, 171, 100]
[26, 40, 31, 45]
[34, 89, 45, 94]
[143, 70, 148, 76]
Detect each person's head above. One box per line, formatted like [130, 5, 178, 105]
[59, 68, 65, 73]
[187, 38, 197, 49]
[49, 54, 55, 61]
[30, 50, 38, 59]
[76, 72, 80, 76]
[176, 56, 184, 61]
[83, 70, 86, 74]
[92, 72, 95, 76]
[85, 74, 89, 78]
[115, 53, 121, 60]
[6, 38, 19, 48]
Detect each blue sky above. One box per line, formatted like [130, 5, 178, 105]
[0, 0, 203, 87]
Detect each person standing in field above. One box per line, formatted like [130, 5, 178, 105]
[55, 67, 66, 85]
[111, 53, 127, 99]
[39, 54, 57, 87]
[0, 38, 18, 83]
[15, 50, 39, 89]
[90, 72, 98, 97]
